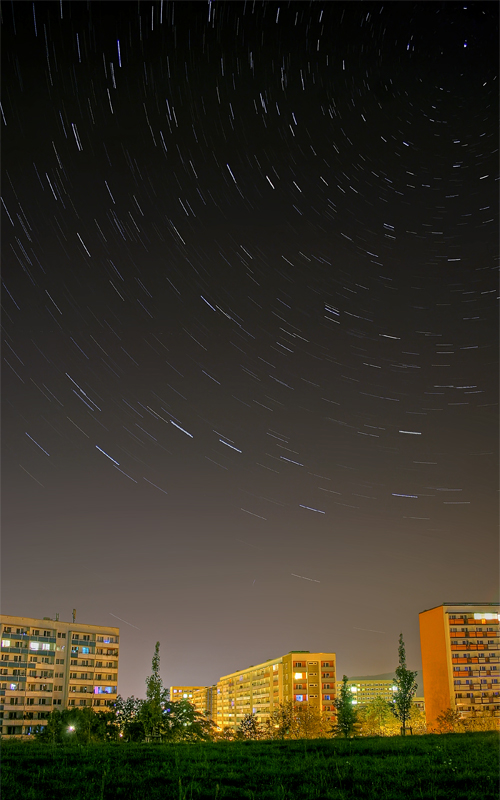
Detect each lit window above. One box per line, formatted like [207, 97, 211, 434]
[1, 640, 10, 648]
[294, 673, 303, 679]
[325, 695, 330, 701]
[29, 643, 39, 651]
[295, 694, 303, 702]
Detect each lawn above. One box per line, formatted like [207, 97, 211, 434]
[1, 733, 498, 799]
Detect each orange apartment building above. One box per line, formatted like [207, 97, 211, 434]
[216, 650, 336, 731]
[419, 602, 500, 729]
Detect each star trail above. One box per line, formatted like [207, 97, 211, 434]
[2, 1, 498, 697]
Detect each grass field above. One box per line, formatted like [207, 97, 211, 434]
[1, 732, 498, 799]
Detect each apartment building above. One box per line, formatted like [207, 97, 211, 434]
[169, 685, 217, 720]
[337, 673, 425, 711]
[0, 614, 119, 738]
[419, 602, 500, 729]
[216, 651, 336, 731]
[192, 685, 217, 720]
[337, 677, 397, 707]
[170, 686, 205, 705]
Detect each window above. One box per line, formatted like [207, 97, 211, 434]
[56, 659, 64, 665]
[295, 694, 303, 702]
[57, 633, 66, 639]
[324, 695, 331, 701]
[1, 640, 11, 648]
[43, 631, 51, 637]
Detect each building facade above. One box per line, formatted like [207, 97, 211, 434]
[419, 602, 500, 729]
[192, 685, 217, 720]
[169, 686, 205, 707]
[337, 673, 425, 711]
[169, 685, 217, 721]
[215, 651, 336, 731]
[336, 677, 397, 707]
[0, 614, 119, 738]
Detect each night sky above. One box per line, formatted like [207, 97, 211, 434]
[2, 1, 498, 700]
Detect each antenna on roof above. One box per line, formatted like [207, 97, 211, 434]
[72, 608, 76, 623]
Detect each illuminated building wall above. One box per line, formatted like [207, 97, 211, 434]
[0, 614, 119, 739]
[336, 677, 398, 707]
[170, 685, 205, 702]
[169, 685, 217, 720]
[419, 603, 500, 729]
[336, 676, 425, 712]
[215, 651, 336, 731]
[191, 685, 217, 720]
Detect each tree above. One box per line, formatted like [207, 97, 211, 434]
[161, 698, 215, 742]
[392, 633, 418, 735]
[238, 713, 261, 740]
[266, 701, 298, 740]
[140, 641, 165, 741]
[332, 676, 358, 738]
[294, 703, 330, 739]
[114, 695, 146, 741]
[36, 707, 118, 743]
[357, 696, 395, 737]
[408, 704, 427, 735]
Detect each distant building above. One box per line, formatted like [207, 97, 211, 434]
[169, 684, 217, 721]
[337, 676, 397, 707]
[337, 673, 424, 711]
[0, 614, 120, 739]
[169, 684, 212, 717]
[216, 651, 336, 731]
[419, 602, 500, 729]
[191, 685, 217, 720]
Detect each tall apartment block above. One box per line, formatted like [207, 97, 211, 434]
[419, 602, 500, 729]
[0, 614, 120, 738]
[216, 650, 336, 731]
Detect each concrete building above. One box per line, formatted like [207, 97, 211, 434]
[216, 650, 336, 731]
[419, 602, 500, 729]
[0, 614, 119, 738]
[169, 685, 217, 721]
[338, 672, 425, 711]
[170, 685, 205, 703]
[192, 685, 217, 720]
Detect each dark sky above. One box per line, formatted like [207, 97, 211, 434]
[2, 1, 498, 700]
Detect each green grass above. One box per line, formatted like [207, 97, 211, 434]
[1, 733, 498, 799]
